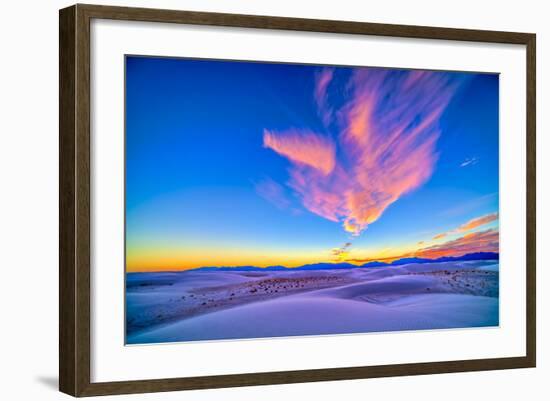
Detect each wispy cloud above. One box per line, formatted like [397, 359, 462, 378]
[254, 177, 292, 210]
[415, 229, 499, 259]
[314, 68, 335, 127]
[460, 157, 479, 167]
[438, 192, 497, 217]
[345, 228, 499, 264]
[264, 68, 468, 236]
[433, 212, 499, 239]
[263, 129, 336, 175]
[331, 242, 352, 261]
[457, 212, 499, 232]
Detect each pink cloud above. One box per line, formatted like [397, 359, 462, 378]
[345, 229, 499, 264]
[457, 212, 499, 232]
[415, 229, 499, 259]
[263, 129, 336, 175]
[264, 68, 467, 235]
[314, 68, 334, 126]
[433, 212, 499, 240]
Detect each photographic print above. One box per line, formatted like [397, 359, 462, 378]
[125, 56, 499, 345]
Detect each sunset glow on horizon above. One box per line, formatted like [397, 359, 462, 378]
[126, 215, 499, 272]
[125, 57, 499, 273]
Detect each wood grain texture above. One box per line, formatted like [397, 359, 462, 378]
[59, 5, 76, 396]
[78, 356, 533, 396]
[59, 3, 536, 397]
[78, 3, 533, 44]
[525, 34, 536, 367]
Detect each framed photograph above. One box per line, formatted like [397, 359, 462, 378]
[59, 4, 536, 397]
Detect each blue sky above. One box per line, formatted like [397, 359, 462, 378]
[125, 56, 499, 271]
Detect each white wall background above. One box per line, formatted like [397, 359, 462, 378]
[0, 0, 546, 400]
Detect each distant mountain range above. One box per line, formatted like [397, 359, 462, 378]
[194, 252, 499, 272]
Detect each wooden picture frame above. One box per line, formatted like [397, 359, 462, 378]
[59, 3, 536, 397]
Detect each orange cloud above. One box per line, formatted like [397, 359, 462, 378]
[432, 212, 499, 240]
[342, 229, 499, 265]
[415, 229, 499, 259]
[457, 212, 499, 232]
[264, 68, 467, 235]
[263, 129, 335, 175]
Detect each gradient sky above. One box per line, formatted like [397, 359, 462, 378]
[126, 56, 499, 272]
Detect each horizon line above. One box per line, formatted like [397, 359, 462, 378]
[126, 251, 500, 273]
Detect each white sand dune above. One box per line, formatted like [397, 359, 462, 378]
[476, 263, 499, 272]
[126, 261, 499, 344]
[313, 274, 440, 299]
[128, 292, 497, 344]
